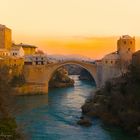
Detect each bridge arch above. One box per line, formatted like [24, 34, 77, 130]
[22, 60, 99, 94]
[47, 61, 97, 86]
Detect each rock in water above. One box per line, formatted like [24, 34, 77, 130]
[77, 117, 92, 127]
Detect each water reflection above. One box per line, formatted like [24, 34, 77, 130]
[15, 95, 48, 115]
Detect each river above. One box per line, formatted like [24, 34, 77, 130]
[15, 75, 139, 140]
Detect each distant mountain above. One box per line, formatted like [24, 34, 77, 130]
[47, 54, 95, 62]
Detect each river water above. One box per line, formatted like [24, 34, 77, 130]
[15, 75, 139, 140]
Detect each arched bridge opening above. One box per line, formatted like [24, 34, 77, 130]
[47, 61, 97, 90]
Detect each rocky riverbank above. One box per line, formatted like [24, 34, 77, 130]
[81, 66, 140, 136]
[49, 67, 74, 88]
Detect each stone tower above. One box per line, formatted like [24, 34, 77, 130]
[117, 35, 135, 63]
[0, 24, 12, 50]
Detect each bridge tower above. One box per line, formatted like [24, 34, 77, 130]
[117, 35, 135, 64]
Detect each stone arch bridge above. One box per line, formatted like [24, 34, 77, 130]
[21, 60, 102, 94]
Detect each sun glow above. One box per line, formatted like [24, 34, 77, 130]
[1, 0, 140, 58]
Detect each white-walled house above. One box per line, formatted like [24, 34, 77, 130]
[10, 46, 24, 57]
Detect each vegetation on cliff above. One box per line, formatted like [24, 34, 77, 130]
[82, 65, 140, 136]
[49, 67, 74, 88]
[0, 66, 24, 139]
[10, 74, 26, 87]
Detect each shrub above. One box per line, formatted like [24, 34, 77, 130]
[10, 74, 26, 87]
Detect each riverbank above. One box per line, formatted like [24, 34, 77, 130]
[15, 75, 139, 140]
[81, 69, 140, 137]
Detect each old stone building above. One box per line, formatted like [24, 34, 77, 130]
[99, 35, 135, 86]
[13, 43, 37, 56]
[0, 24, 12, 50]
[24, 54, 48, 65]
[101, 52, 121, 85]
[0, 48, 10, 57]
[117, 35, 135, 63]
[0, 25, 25, 75]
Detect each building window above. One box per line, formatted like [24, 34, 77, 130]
[13, 53, 17, 56]
[124, 41, 126, 44]
[111, 61, 113, 64]
[130, 41, 132, 44]
[38, 62, 41, 65]
[128, 48, 130, 51]
[105, 61, 108, 64]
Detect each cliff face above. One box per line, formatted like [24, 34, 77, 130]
[82, 66, 140, 136]
[64, 65, 82, 75]
[49, 67, 74, 88]
[64, 65, 94, 82]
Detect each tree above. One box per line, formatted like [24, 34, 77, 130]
[0, 66, 23, 139]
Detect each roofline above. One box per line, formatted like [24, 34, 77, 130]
[13, 43, 37, 48]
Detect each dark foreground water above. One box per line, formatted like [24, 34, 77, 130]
[15, 75, 139, 140]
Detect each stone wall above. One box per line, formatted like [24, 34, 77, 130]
[132, 50, 140, 78]
[14, 83, 48, 95]
[132, 50, 140, 67]
[101, 65, 121, 87]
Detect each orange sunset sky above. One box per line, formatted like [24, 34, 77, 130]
[1, 0, 140, 59]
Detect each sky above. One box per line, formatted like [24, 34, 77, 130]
[1, 0, 140, 58]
